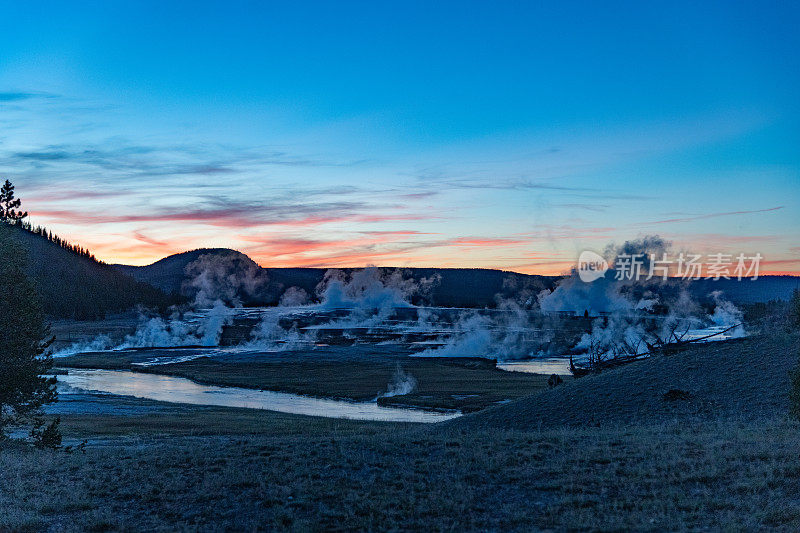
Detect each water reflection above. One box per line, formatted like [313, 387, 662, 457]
[57, 369, 459, 423]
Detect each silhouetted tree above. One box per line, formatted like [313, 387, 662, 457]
[0, 179, 28, 224]
[0, 224, 59, 443]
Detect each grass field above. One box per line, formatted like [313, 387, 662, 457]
[4, 331, 798, 531]
[461, 332, 800, 429]
[3, 412, 800, 531]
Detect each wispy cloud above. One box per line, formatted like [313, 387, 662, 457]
[360, 230, 438, 236]
[26, 189, 128, 202]
[553, 203, 611, 212]
[3, 140, 367, 176]
[402, 170, 652, 201]
[29, 196, 434, 230]
[0, 91, 56, 102]
[644, 206, 785, 225]
[2, 90, 796, 274]
[450, 237, 530, 247]
[131, 230, 169, 248]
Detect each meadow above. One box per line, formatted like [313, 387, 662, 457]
[3, 331, 799, 531]
[3, 411, 800, 531]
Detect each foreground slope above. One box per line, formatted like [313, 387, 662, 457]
[455, 332, 800, 430]
[6, 225, 175, 319]
[7, 415, 800, 531]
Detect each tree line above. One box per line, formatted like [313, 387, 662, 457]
[1, 179, 178, 319]
[18, 220, 102, 263]
[2, 179, 103, 264]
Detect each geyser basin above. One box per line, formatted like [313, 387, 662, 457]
[57, 369, 460, 423]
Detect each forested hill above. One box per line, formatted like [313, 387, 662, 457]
[5, 224, 176, 319]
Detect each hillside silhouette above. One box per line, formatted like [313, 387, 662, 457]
[9, 232, 800, 318]
[115, 248, 800, 308]
[6, 224, 176, 319]
[114, 248, 558, 308]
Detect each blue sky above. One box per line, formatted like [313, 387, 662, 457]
[1, 1, 798, 272]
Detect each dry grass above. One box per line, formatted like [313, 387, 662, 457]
[459, 333, 800, 430]
[6, 332, 798, 531]
[3, 415, 800, 531]
[55, 406, 395, 439]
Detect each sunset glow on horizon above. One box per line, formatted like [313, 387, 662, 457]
[2, 2, 798, 275]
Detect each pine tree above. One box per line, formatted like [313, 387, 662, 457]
[0, 224, 59, 443]
[0, 179, 28, 224]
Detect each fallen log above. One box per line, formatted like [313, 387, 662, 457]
[569, 323, 743, 376]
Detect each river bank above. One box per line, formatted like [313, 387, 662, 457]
[56, 352, 556, 413]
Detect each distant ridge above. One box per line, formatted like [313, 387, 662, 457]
[113, 248, 254, 296]
[114, 249, 800, 308]
[6, 224, 176, 319]
[113, 248, 558, 308]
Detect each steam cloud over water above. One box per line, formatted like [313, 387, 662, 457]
[313, 267, 439, 327]
[380, 365, 418, 398]
[183, 251, 269, 307]
[417, 236, 746, 360]
[55, 252, 269, 354]
[55, 237, 747, 364]
[116, 252, 266, 348]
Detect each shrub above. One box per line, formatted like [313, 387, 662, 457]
[31, 417, 62, 449]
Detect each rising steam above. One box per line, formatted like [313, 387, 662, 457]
[380, 365, 417, 398]
[56, 238, 747, 365]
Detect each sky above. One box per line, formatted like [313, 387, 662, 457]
[0, 1, 798, 274]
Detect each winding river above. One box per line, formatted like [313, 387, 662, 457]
[57, 369, 460, 423]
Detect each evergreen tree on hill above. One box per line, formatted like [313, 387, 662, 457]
[0, 179, 28, 224]
[0, 224, 59, 444]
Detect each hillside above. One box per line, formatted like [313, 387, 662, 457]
[5, 224, 176, 319]
[114, 248, 252, 296]
[686, 276, 800, 303]
[266, 266, 556, 308]
[454, 332, 800, 430]
[114, 248, 558, 308]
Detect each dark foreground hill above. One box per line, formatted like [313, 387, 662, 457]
[5, 224, 175, 319]
[115, 248, 558, 308]
[454, 332, 800, 430]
